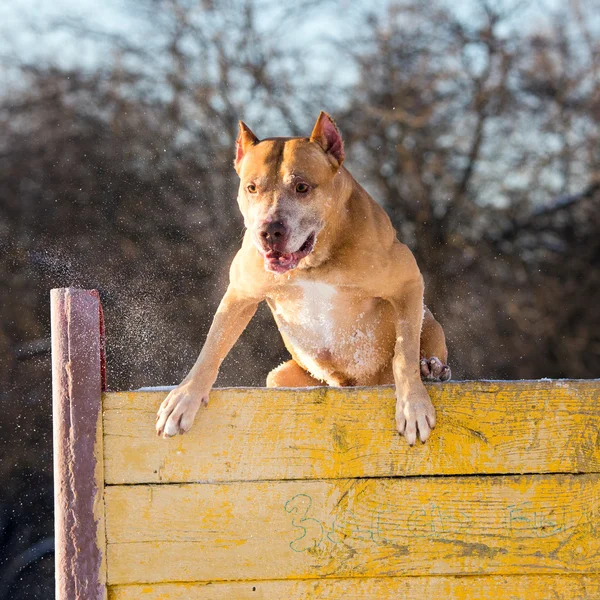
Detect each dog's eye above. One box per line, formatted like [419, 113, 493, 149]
[247, 183, 257, 194]
[296, 183, 309, 193]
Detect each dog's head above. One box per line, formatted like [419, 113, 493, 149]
[234, 112, 346, 274]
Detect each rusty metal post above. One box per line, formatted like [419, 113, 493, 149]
[51, 288, 107, 600]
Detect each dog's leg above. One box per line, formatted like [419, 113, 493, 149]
[266, 360, 321, 387]
[389, 274, 436, 445]
[420, 307, 451, 382]
[156, 288, 259, 437]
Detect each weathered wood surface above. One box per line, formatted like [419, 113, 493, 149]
[103, 381, 600, 485]
[105, 473, 600, 585]
[51, 288, 107, 600]
[108, 574, 600, 600]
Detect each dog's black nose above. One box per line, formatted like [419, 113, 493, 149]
[260, 221, 287, 246]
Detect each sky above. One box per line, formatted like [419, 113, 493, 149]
[0, 0, 373, 97]
[0, 0, 566, 73]
[0, 0, 142, 69]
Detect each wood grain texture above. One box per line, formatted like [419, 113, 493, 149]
[105, 474, 600, 585]
[108, 575, 600, 600]
[103, 381, 600, 485]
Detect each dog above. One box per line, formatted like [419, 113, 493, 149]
[156, 112, 450, 445]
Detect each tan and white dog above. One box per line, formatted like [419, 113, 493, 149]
[156, 112, 450, 445]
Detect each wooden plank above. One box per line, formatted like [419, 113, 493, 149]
[103, 381, 600, 484]
[51, 288, 107, 600]
[108, 575, 600, 600]
[105, 474, 600, 585]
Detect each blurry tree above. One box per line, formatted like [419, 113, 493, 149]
[1, 0, 324, 393]
[340, 0, 600, 377]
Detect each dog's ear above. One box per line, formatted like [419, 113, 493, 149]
[235, 121, 259, 173]
[310, 111, 344, 167]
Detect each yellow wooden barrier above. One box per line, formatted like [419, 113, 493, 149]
[52, 290, 600, 599]
[103, 382, 600, 598]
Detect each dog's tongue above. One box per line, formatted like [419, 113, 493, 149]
[265, 251, 297, 273]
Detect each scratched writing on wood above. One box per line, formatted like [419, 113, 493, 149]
[283, 494, 592, 553]
[507, 502, 567, 537]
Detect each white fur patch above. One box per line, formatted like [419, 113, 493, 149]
[273, 281, 387, 383]
[296, 281, 337, 346]
[273, 282, 337, 381]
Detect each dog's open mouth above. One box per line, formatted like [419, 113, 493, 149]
[264, 232, 315, 274]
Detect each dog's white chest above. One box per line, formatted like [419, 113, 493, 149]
[292, 281, 337, 345]
[270, 281, 389, 383]
[272, 281, 339, 347]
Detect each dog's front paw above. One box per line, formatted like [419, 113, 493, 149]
[156, 384, 207, 438]
[396, 387, 436, 445]
[420, 356, 451, 382]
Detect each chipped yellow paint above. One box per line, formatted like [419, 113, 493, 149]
[103, 381, 600, 485]
[108, 575, 600, 600]
[104, 474, 600, 585]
